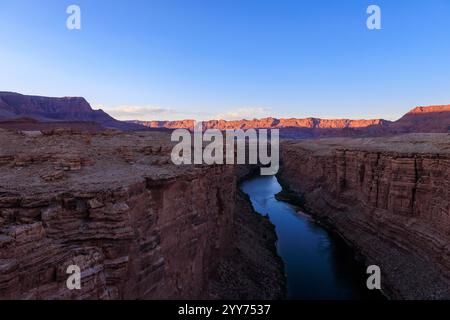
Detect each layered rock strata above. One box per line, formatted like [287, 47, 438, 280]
[131, 105, 450, 137]
[0, 92, 144, 131]
[0, 129, 284, 299]
[278, 134, 450, 299]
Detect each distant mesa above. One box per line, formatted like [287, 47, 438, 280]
[389, 104, 450, 134]
[1, 91, 449, 136]
[0, 91, 145, 131]
[129, 118, 392, 138]
[409, 105, 450, 114]
[130, 104, 450, 138]
[130, 117, 390, 130]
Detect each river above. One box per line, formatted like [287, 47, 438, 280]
[240, 175, 384, 300]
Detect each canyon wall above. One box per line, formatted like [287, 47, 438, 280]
[0, 129, 284, 299]
[210, 167, 286, 299]
[0, 167, 235, 299]
[279, 134, 450, 299]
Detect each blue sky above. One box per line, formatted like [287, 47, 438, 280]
[1, 0, 450, 121]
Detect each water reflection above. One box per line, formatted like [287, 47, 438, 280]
[240, 175, 384, 300]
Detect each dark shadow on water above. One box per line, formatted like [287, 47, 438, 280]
[240, 175, 385, 300]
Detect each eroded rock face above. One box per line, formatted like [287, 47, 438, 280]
[130, 118, 390, 138]
[209, 169, 286, 299]
[389, 105, 450, 134]
[131, 105, 450, 138]
[2, 92, 448, 137]
[0, 92, 143, 131]
[279, 134, 450, 299]
[0, 129, 284, 300]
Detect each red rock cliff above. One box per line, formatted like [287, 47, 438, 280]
[279, 134, 450, 299]
[131, 104, 450, 137]
[0, 92, 144, 131]
[389, 105, 450, 134]
[132, 117, 388, 131]
[0, 129, 284, 299]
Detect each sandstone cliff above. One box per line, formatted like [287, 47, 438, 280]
[0, 129, 284, 299]
[210, 168, 286, 299]
[3, 93, 448, 137]
[131, 118, 388, 130]
[0, 92, 144, 131]
[130, 117, 390, 138]
[389, 105, 450, 134]
[132, 105, 450, 137]
[278, 134, 450, 299]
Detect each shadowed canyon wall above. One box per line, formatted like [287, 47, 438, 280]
[0, 129, 284, 299]
[0, 167, 235, 299]
[279, 134, 450, 299]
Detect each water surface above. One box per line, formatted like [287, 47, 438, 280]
[241, 175, 383, 300]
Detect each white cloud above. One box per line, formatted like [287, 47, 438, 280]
[96, 104, 273, 121]
[215, 107, 272, 120]
[100, 105, 178, 121]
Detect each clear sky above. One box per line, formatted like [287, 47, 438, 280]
[1, 0, 450, 121]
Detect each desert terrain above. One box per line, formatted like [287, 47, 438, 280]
[0, 92, 449, 299]
[0, 128, 285, 299]
[279, 134, 450, 299]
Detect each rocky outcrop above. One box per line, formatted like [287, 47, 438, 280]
[130, 118, 390, 138]
[3, 92, 448, 136]
[131, 120, 197, 130]
[132, 118, 388, 130]
[389, 105, 450, 134]
[278, 134, 450, 299]
[131, 105, 450, 137]
[0, 92, 144, 131]
[210, 169, 286, 299]
[0, 129, 284, 299]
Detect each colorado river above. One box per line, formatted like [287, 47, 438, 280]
[241, 175, 384, 300]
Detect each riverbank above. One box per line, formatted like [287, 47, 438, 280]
[278, 136, 450, 299]
[275, 174, 362, 254]
[209, 185, 287, 299]
[242, 175, 385, 299]
[275, 174, 386, 297]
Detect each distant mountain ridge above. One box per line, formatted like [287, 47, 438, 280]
[129, 117, 390, 130]
[388, 104, 450, 134]
[1, 92, 448, 136]
[129, 118, 392, 138]
[130, 105, 450, 137]
[0, 91, 144, 131]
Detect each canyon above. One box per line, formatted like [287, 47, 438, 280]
[0, 92, 449, 300]
[278, 134, 450, 299]
[0, 129, 284, 299]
